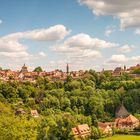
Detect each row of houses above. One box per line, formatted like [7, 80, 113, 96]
[72, 114, 140, 139]
[0, 64, 140, 82]
[16, 105, 139, 139]
[72, 104, 140, 139]
[102, 64, 140, 77]
[0, 64, 85, 82]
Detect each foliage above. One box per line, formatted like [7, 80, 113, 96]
[99, 135, 140, 140]
[0, 70, 140, 139]
[132, 68, 140, 74]
[33, 66, 43, 72]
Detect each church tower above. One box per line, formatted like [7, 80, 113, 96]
[66, 63, 69, 75]
[20, 64, 28, 73]
[124, 65, 126, 71]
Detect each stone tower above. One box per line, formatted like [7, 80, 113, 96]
[20, 64, 28, 73]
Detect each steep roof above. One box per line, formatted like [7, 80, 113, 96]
[115, 114, 139, 126]
[98, 122, 113, 128]
[114, 67, 122, 72]
[126, 114, 139, 123]
[72, 124, 90, 137]
[115, 104, 129, 118]
[77, 124, 90, 134]
[72, 127, 79, 135]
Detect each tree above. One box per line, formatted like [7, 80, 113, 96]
[89, 95, 104, 117]
[132, 68, 140, 74]
[60, 97, 71, 110]
[65, 80, 81, 91]
[0, 102, 38, 140]
[33, 66, 43, 72]
[90, 126, 101, 139]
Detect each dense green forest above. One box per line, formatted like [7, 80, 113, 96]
[1, 70, 140, 139]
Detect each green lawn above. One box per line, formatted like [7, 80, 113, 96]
[100, 135, 140, 140]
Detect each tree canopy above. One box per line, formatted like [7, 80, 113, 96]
[33, 66, 43, 72]
[0, 70, 140, 139]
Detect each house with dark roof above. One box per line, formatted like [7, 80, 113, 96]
[112, 67, 124, 77]
[15, 108, 26, 115]
[115, 104, 129, 118]
[115, 103, 139, 130]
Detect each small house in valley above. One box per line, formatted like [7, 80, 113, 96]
[72, 124, 91, 138]
[31, 110, 39, 118]
[98, 122, 113, 136]
[115, 114, 139, 130]
[15, 108, 26, 115]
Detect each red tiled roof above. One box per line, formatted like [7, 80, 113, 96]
[77, 124, 90, 134]
[115, 114, 139, 126]
[72, 124, 90, 137]
[72, 127, 79, 135]
[98, 122, 113, 128]
[126, 114, 139, 123]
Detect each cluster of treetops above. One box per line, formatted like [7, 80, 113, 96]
[1, 69, 140, 139]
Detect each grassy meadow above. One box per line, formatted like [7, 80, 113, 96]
[100, 135, 140, 140]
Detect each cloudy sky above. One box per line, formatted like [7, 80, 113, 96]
[0, 0, 140, 71]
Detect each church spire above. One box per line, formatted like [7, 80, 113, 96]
[20, 64, 28, 73]
[66, 63, 69, 75]
[124, 65, 126, 71]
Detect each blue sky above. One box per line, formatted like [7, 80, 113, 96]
[0, 0, 140, 71]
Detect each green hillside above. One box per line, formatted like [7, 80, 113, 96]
[1, 71, 140, 139]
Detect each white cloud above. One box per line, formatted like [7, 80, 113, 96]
[118, 45, 135, 53]
[107, 54, 128, 63]
[0, 19, 2, 24]
[0, 39, 27, 52]
[38, 51, 46, 57]
[23, 24, 70, 41]
[52, 33, 117, 59]
[0, 52, 30, 58]
[0, 24, 69, 60]
[0, 24, 70, 70]
[52, 44, 101, 60]
[51, 33, 120, 69]
[2, 24, 70, 41]
[52, 44, 81, 53]
[135, 29, 140, 35]
[105, 26, 116, 37]
[106, 54, 140, 64]
[65, 33, 118, 49]
[131, 56, 140, 62]
[78, 0, 140, 29]
[73, 49, 101, 58]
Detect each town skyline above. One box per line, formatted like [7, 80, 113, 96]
[0, 63, 140, 90]
[0, 63, 140, 72]
[0, 0, 140, 71]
